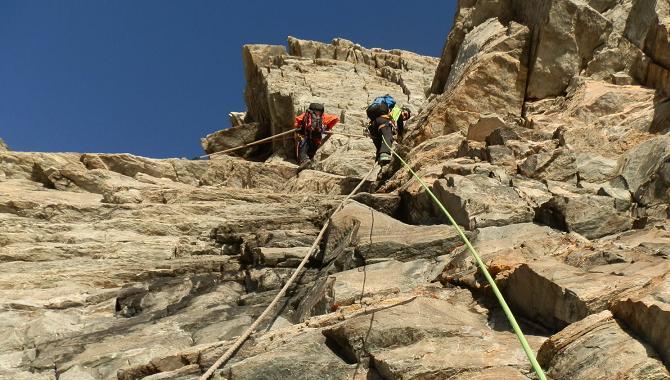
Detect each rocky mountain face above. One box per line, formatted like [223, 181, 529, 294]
[203, 37, 438, 177]
[1, 1, 670, 379]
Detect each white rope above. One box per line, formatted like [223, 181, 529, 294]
[199, 129, 296, 159]
[197, 129, 366, 160]
[199, 164, 378, 380]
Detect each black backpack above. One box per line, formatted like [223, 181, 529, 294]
[302, 103, 324, 136]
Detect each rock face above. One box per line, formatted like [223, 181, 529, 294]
[535, 194, 634, 239]
[3, 1, 670, 379]
[211, 37, 438, 177]
[406, 18, 529, 146]
[615, 135, 670, 206]
[422, 0, 670, 146]
[433, 174, 535, 229]
[321, 201, 467, 265]
[538, 311, 670, 379]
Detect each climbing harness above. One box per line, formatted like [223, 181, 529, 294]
[199, 163, 378, 380]
[381, 136, 547, 380]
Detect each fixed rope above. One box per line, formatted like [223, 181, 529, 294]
[381, 136, 547, 380]
[198, 130, 366, 159]
[199, 163, 378, 380]
[198, 129, 295, 159]
[326, 131, 366, 138]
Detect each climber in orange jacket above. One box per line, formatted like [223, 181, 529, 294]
[294, 103, 340, 168]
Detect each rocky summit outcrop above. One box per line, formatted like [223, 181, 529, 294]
[2, 1, 670, 379]
[207, 37, 439, 177]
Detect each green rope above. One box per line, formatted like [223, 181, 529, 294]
[381, 136, 547, 380]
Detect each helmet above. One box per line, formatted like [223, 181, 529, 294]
[401, 106, 412, 120]
[308, 103, 325, 113]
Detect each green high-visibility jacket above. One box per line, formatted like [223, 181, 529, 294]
[390, 107, 402, 123]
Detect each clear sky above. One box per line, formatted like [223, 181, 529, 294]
[1, 1, 457, 158]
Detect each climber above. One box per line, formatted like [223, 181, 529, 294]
[294, 102, 340, 169]
[365, 94, 412, 165]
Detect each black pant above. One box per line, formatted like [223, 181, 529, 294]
[370, 117, 393, 160]
[297, 135, 320, 162]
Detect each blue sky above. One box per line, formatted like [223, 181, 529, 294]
[1, 1, 457, 158]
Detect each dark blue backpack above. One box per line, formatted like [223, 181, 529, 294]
[366, 94, 396, 120]
[372, 95, 396, 110]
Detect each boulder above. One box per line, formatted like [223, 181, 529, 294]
[501, 259, 670, 330]
[485, 127, 520, 146]
[328, 259, 435, 306]
[466, 114, 507, 142]
[612, 279, 670, 366]
[256, 246, 310, 267]
[200, 122, 264, 157]
[225, 331, 356, 380]
[524, 79, 659, 158]
[615, 135, 670, 206]
[406, 19, 529, 146]
[597, 184, 633, 212]
[525, 0, 612, 99]
[624, 0, 670, 71]
[518, 148, 578, 183]
[322, 294, 485, 363]
[321, 201, 466, 265]
[324, 293, 545, 377]
[511, 179, 552, 210]
[391, 157, 510, 225]
[486, 145, 516, 168]
[294, 260, 440, 323]
[538, 311, 670, 379]
[370, 335, 540, 380]
[576, 153, 618, 183]
[439, 222, 572, 288]
[433, 175, 534, 230]
[535, 194, 634, 239]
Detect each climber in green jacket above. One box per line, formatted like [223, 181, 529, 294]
[366, 95, 412, 165]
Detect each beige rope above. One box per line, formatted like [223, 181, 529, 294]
[199, 163, 378, 380]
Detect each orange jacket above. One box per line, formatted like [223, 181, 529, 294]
[294, 113, 340, 131]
